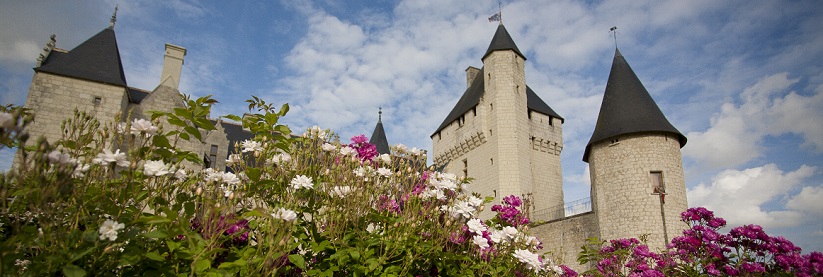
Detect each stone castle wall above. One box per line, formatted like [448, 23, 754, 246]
[531, 212, 598, 272]
[22, 72, 128, 146]
[588, 132, 688, 250]
[528, 112, 564, 213]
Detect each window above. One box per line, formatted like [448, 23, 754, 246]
[210, 155, 217, 169]
[650, 171, 664, 194]
[93, 96, 102, 105]
[210, 145, 218, 155]
[490, 103, 493, 111]
[490, 158, 494, 165]
[462, 159, 468, 178]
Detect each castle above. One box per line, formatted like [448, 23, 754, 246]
[18, 16, 689, 268]
[16, 18, 251, 172]
[430, 23, 689, 264]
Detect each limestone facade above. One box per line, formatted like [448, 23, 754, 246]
[588, 133, 688, 250]
[432, 24, 689, 272]
[432, 50, 564, 215]
[16, 30, 244, 172]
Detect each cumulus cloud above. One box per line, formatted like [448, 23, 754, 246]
[0, 39, 40, 65]
[786, 186, 823, 215]
[687, 164, 817, 229]
[684, 73, 823, 168]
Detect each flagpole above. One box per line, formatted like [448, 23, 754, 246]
[498, 0, 503, 25]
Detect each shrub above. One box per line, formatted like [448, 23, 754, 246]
[0, 96, 564, 276]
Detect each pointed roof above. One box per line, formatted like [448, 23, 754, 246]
[431, 67, 563, 136]
[369, 109, 391, 154]
[482, 24, 526, 60]
[35, 28, 127, 87]
[583, 49, 686, 162]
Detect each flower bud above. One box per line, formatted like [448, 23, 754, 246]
[228, 192, 235, 200]
[195, 187, 203, 195]
[215, 203, 221, 208]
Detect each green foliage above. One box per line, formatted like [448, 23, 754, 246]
[0, 95, 558, 276]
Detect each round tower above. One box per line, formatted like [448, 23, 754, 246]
[584, 49, 688, 250]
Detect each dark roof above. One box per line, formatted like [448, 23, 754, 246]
[127, 87, 150, 103]
[526, 86, 563, 122]
[583, 48, 687, 162]
[210, 120, 253, 155]
[369, 114, 391, 154]
[431, 67, 563, 136]
[35, 28, 127, 87]
[482, 24, 526, 61]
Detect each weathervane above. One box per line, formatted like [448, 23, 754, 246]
[109, 4, 119, 29]
[488, 0, 502, 24]
[609, 26, 619, 48]
[378, 107, 382, 123]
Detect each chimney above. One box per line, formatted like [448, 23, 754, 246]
[160, 43, 186, 89]
[465, 66, 480, 88]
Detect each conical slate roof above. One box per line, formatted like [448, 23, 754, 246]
[482, 24, 526, 60]
[36, 28, 127, 87]
[431, 68, 563, 136]
[583, 48, 686, 162]
[369, 110, 391, 154]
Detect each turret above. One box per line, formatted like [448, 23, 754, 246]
[585, 48, 688, 250]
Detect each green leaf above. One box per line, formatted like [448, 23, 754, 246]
[288, 254, 306, 270]
[194, 117, 216, 130]
[194, 258, 211, 272]
[167, 239, 180, 252]
[222, 114, 242, 122]
[278, 103, 290, 116]
[350, 249, 360, 260]
[152, 135, 171, 149]
[144, 230, 169, 239]
[179, 132, 190, 141]
[138, 215, 172, 225]
[166, 115, 187, 127]
[246, 168, 262, 182]
[174, 108, 193, 120]
[63, 265, 87, 277]
[184, 126, 202, 141]
[146, 252, 164, 261]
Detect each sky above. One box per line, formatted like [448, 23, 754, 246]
[1, 0, 822, 252]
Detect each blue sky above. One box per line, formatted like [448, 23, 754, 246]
[1, 0, 822, 252]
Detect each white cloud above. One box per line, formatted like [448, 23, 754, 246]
[786, 186, 823, 215]
[684, 73, 823, 168]
[687, 164, 816, 229]
[0, 39, 40, 65]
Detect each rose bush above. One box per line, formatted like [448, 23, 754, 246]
[0, 97, 561, 276]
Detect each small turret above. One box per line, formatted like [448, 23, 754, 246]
[369, 108, 391, 155]
[586, 48, 688, 250]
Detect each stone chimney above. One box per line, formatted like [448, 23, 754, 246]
[160, 43, 186, 89]
[465, 66, 480, 88]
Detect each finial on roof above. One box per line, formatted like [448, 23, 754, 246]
[109, 4, 118, 29]
[36, 34, 57, 67]
[378, 107, 383, 123]
[609, 26, 619, 49]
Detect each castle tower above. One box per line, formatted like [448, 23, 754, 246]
[584, 48, 688, 250]
[22, 25, 129, 148]
[432, 24, 564, 217]
[369, 108, 391, 154]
